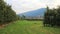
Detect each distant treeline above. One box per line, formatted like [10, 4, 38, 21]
[25, 19, 43, 21]
[18, 15, 44, 21]
[44, 6, 60, 27]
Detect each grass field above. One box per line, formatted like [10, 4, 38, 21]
[0, 20, 60, 34]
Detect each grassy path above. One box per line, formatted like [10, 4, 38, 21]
[0, 20, 60, 34]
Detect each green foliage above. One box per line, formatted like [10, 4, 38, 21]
[0, 0, 17, 24]
[44, 6, 60, 26]
[16, 15, 22, 20]
[21, 15, 26, 20]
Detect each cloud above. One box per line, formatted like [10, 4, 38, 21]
[4, 0, 60, 14]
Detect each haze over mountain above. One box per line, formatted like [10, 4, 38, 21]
[18, 8, 46, 17]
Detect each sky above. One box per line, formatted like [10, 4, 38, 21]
[4, 0, 60, 14]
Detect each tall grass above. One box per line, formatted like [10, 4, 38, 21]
[0, 20, 60, 34]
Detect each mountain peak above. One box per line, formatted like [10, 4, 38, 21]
[18, 8, 46, 17]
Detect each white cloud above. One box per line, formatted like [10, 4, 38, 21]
[4, 0, 60, 14]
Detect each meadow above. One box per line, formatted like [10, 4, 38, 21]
[0, 20, 60, 34]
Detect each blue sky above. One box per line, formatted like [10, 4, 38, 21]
[4, 0, 60, 14]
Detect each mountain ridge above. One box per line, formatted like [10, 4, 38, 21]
[18, 8, 46, 17]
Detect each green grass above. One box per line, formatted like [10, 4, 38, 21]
[0, 20, 60, 34]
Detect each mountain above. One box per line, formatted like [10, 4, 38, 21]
[18, 8, 46, 17]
